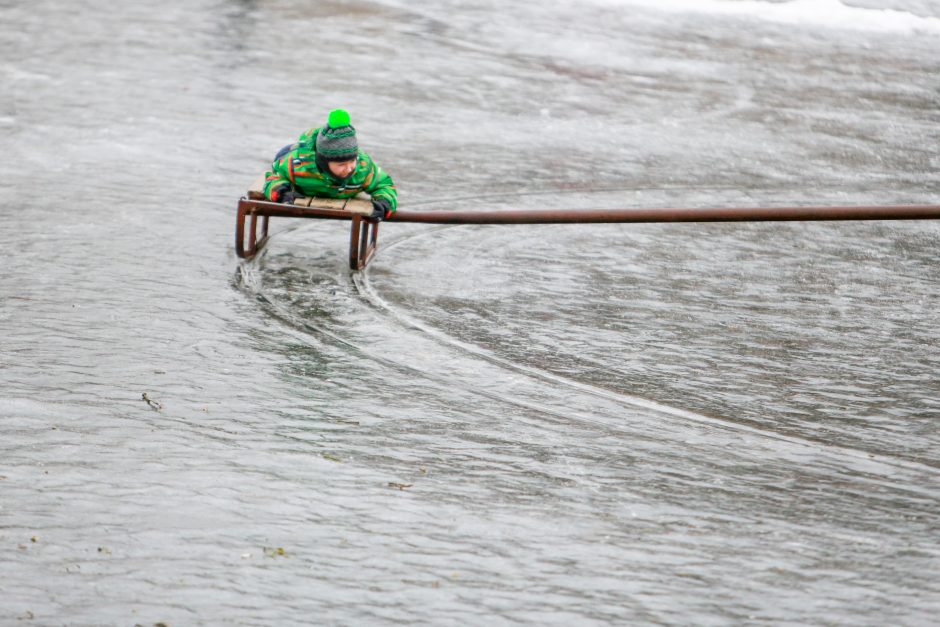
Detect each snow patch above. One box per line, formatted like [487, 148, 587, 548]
[588, 0, 940, 34]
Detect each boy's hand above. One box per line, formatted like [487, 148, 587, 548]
[370, 198, 392, 221]
[282, 190, 303, 204]
[275, 188, 302, 204]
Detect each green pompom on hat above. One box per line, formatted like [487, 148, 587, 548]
[317, 108, 359, 162]
[328, 109, 351, 128]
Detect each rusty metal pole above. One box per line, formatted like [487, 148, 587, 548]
[389, 204, 940, 224]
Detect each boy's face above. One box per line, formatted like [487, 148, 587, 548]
[328, 158, 357, 179]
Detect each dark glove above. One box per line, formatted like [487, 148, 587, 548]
[276, 188, 302, 204]
[370, 198, 392, 221]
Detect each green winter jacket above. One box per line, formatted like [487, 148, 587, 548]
[263, 126, 398, 212]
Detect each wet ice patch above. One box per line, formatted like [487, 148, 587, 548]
[1, 68, 52, 83]
[590, 0, 940, 34]
[0, 396, 96, 423]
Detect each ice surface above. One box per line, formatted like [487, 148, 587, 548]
[2, 0, 939, 624]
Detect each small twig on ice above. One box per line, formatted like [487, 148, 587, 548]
[141, 392, 163, 411]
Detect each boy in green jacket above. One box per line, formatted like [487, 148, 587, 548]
[263, 109, 398, 220]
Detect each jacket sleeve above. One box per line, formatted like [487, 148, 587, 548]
[362, 155, 398, 212]
[263, 128, 319, 201]
[262, 155, 292, 201]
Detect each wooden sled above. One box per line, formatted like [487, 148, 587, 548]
[236, 172, 940, 271]
[235, 175, 379, 270]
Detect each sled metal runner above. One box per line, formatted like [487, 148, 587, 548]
[235, 193, 940, 270]
[235, 197, 379, 269]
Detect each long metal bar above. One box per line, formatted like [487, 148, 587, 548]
[236, 197, 940, 263]
[240, 198, 940, 224]
[389, 204, 940, 224]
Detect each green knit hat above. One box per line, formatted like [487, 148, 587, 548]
[316, 109, 359, 162]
